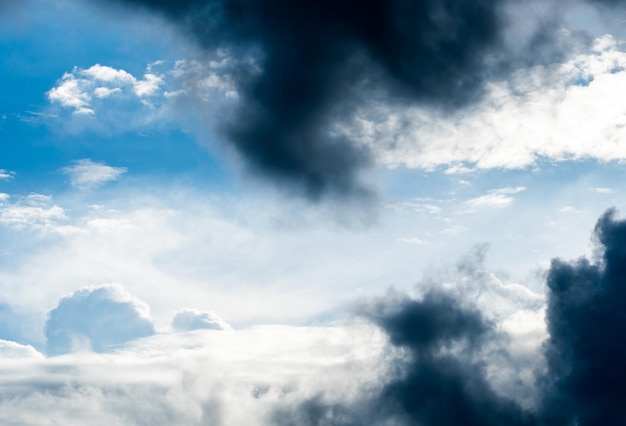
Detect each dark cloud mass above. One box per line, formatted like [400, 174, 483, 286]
[271, 291, 536, 425]
[101, 0, 508, 198]
[271, 209, 626, 425]
[540, 208, 626, 426]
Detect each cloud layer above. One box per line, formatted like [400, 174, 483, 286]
[0, 208, 625, 423]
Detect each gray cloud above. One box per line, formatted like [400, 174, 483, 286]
[540, 208, 626, 425]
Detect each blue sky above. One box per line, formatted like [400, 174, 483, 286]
[2, 0, 626, 424]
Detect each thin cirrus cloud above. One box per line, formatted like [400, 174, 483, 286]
[464, 187, 527, 210]
[61, 159, 127, 190]
[0, 169, 14, 180]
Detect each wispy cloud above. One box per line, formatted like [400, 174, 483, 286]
[0, 169, 14, 180]
[62, 159, 126, 190]
[464, 187, 526, 210]
[0, 194, 67, 230]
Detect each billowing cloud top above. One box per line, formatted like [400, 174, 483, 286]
[45, 284, 155, 356]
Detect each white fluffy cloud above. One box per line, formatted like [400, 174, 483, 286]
[0, 339, 42, 359]
[172, 309, 233, 331]
[46, 57, 238, 135]
[45, 284, 155, 356]
[48, 64, 163, 116]
[62, 159, 127, 190]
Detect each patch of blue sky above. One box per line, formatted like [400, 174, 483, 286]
[1, 1, 235, 195]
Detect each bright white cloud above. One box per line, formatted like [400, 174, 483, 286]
[172, 309, 233, 331]
[47, 72, 94, 115]
[62, 159, 127, 190]
[47, 64, 165, 118]
[81, 64, 136, 84]
[45, 284, 155, 356]
[133, 72, 163, 97]
[344, 35, 626, 171]
[464, 187, 526, 210]
[0, 339, 43, 359]
[0, 323, 386, 425]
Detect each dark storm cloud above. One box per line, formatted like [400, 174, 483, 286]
[270, 208, 626, 425]
[99, 0, 510, 199]
[540, 208, 626, 425]
[271, 291, 536, 425]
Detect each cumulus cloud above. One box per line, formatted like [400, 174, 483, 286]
[47, 59, 238, 135]
[0, 339, 43, 359]
[540, 208, 626, 424]
[62, 159, 127, 190]
[172, 309, 232, 331]
[48, 64, 163, 115]
[45, 284, 155, 356]
[1, 210, 625, 423]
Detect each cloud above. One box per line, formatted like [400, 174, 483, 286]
[0, 340, 43, 359]
[0, 323, 387, 425]
[2, 209, 626, 423]
[61, 159, 127, 190]
[272, 290, 537, 425]
[45, 284, 155, 356]
[350, 35, 626, 171]
[172, 309, 233, 331]
[95, 0, 555, 200]
[464, 187, 526, 210]
[540, 208, 626, 424]
[277, 208, 626, 425]
[592, 187, 613, 193]
[0, 169, 14, 180]
[0, 193, 67, 231]
[48, 64, 165, 118]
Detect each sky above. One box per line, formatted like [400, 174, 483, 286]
[2, 0, 626, 424]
